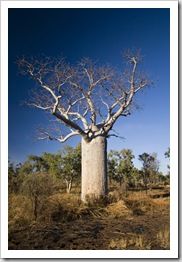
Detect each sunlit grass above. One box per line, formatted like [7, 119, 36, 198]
[8, 184, 170, 250]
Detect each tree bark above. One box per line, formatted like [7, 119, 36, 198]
[65, 178, 73, 194]
[81, 135, 108, 202]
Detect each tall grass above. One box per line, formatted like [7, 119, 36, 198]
[108, 228, 170, 250]
[8, 185, 170, 250]
[9, 188, 169, 226]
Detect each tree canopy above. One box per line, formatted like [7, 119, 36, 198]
[17, 49, 153, 143]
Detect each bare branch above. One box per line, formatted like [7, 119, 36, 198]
[69, 80, 96, 126]
[106, 133, 125, 139]
[66, 95, 85, 114]
[36, 130, 80, 143]
[26, 103, 52, 110]
[103, 52, 148, 134]
[52, 109, 90, 142]
[17, 50, 152, 142]
[68, 111, 88, 130]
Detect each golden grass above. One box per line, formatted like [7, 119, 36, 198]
[8, 189, 169, 229]
[108, 234, 146, 250]
[8, 194, 33, 231]
[105, 200, 132, 218]
[123, 190, 170, 215]
[156, 228, 170, 249]
[8, 188, 170, 250]
[8, 190, 132, 227]
[108, 228, 170, 250]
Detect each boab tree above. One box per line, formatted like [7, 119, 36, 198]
[17, 49, 152, 202]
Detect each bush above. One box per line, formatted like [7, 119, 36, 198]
[8, 194, 33, 230]
[20, 172, 54, 220]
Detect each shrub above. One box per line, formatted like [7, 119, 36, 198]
[8, 194, 33, 231]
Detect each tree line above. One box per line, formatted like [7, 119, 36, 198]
[8, 146, 170, 221]
[9, 145, 170, 196]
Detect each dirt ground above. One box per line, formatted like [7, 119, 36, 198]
[8, 197, 169, 250]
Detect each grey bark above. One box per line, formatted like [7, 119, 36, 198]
[81, 135, 107, 202]
[65, 178, 73, 194]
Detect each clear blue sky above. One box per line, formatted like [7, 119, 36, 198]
[8, 8, 170, 174]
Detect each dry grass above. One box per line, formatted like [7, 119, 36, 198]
[8, 188, 169, 230]
[8, 189, 169, 227]
[108, 228, 170, 250]
[8, 190, 131, 228]
[8, 194, 33, 231]
[156, 228, 170, 249]
[123, 190, 170, 215]
[105, 200, 132, 218]
[8, 188, 170, 250]
[38, 193, 83, 222]
[108, 234, 147, 250]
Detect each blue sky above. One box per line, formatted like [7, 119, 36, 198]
[8, 8, 170, 174]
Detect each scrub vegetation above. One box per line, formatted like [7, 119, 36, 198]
[8, 146, 170, 250]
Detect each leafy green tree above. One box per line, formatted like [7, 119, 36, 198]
[17, 155, 48, 178]
[60, 143, 81, 193]
[41, 152, 62, 179]
[130, 167, 143, 188]
[17, 160, 33, 176]
[108, 149, 135, 187]
[107, 152, 117, 184]
[164, 148, 170, 159]
[108, 150, 126, 186]
[158, 172, 167, 183]
[8, 161, 28, 194]
[148, 152, 160, 184]
[139, 153, 151, 193]
[119, 149, 135, 185]
[138, 152, 160, 192]
[27, 154, 49, 172]
[165, 147, 170, 173]
[9, 154, 51, 194]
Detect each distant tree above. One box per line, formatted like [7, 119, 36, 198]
[165, 148, 170, 171]
[17, 155, 48, 177]
[9, 155, 50, 194]
[8, 161, 16, 177]
[158, 172, 167, 183]
[107, 151, 118, 184]
[138, 152, 160, 193]
[164, 148, 170, 159]
[148, 152, 160, 184]
[108, 149, 135, 188]
[119, 149, 135, 185]
[17, 160, 33, 177]
[21, 172, 54, 220]
[41, 152, 62, 179]
[27, 154, 49, 172]
[60, 143, 81, 193]
[8, 161, 27, 194]
[17, 49, 153, 201]
[130, 167, 143, 188]
[8, 161, 17, 193]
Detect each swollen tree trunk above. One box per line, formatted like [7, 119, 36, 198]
[81, 136, 108, 202]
